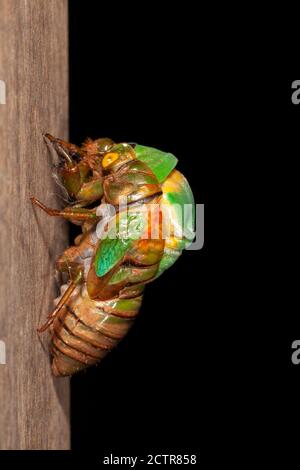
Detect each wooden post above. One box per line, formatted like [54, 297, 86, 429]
[0, 0, 70, 449]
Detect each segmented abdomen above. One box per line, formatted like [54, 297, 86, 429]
[51, 286, 142, 376]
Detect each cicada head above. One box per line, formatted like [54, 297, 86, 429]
[101, 143, 136, 174]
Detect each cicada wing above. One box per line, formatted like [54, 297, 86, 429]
[94, 206, 148, 277]
[161, 169, 195, 248]
[135, 144, 178, 183]
[156, 169, 196, 278]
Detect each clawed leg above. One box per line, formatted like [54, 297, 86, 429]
[44, 133, 82, 165]
[30, 196, 98, 222]
[42, 133, 105, 202]
[44, 133, 103, 200]
[37, 269, 83, 333]
[38, 246, 86, 333]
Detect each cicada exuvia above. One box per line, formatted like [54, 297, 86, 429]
[31, 135, 195, 376]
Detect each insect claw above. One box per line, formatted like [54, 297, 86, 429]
[44, 133, 70, 160]
[43, 133, 79, 166]
[43, 133, 56, 143]
[30, 196, 59, 216]
[37, 321, 52, 333]
[37, 307, 60, 333]
[37, 279, 81, 334]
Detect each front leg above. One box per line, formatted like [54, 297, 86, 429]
[44, 133, 106, 203]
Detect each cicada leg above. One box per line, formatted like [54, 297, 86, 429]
[37, 268, 83, 333]
[44, 133, 104, 203]
[30, 196, 99, 222]
[44, 133, 83, 164]
[37, 224, 96, 333]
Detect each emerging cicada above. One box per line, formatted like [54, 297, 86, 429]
[31, 135, 195, 376]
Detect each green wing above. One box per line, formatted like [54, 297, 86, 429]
[94, 208, 147, 277]
[155, 170, 196, 279]
[135, 144, 178, 183]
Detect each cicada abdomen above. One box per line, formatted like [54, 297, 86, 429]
[31, 136, 195, 376]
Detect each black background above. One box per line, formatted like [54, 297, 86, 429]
[69, 2, 210, 457]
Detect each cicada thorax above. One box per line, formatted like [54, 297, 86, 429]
[50, 157, 166, 376]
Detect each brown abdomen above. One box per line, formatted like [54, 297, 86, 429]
[51, 286, 142, 376]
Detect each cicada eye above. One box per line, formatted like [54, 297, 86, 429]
[110, 143, 136, 162]
[102, 151, 119, 168]
[101, 143, 136, 171]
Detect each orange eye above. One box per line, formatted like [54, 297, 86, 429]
[102, 152, 119, 168]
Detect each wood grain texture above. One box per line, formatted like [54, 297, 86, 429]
[0, 0, 70, 449]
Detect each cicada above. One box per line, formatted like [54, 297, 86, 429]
[31, 135, 195, 376]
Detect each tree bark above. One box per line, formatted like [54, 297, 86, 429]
[0, 0, 70, 450]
